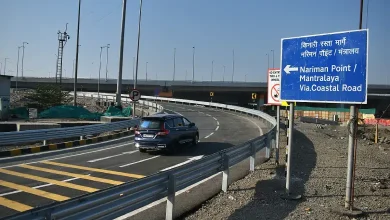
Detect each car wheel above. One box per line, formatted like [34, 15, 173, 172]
[139, 148, 147, 153]
[192, 134, 199, 146]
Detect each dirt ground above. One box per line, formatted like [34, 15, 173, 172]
[180, 121, 390, 220]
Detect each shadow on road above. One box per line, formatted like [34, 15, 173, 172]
[227, 128, 317, 220]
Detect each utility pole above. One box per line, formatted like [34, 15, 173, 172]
[105, 44, 110, 81]
[116, 0, 128, 105]
[16, 46, 22, 90]
[73, 0, 81, 106]
[133, 0, 143, 117]
[232, 49, 235, 82]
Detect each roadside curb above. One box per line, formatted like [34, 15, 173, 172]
[0, 130, 134, 158]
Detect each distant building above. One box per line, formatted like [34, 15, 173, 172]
[0, 75, 13, 120]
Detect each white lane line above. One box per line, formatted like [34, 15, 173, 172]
[119, 156, 160, 168]
[205, 113, 211, 117]
[0, 134, 134, 164]
[0, 142, 135, 169]
[198, 111, 205, 114]
[217, 121, 220, 126]
[212, 117, 217, 121]
[114, 172, 220, 220]
[215, 126, 219, 131]
[0, 175, 88, 197]
[160, 156, 203, 171]
[204, 132, 214, 139]
[87, 150, 138, 163]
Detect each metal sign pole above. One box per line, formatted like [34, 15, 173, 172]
[285, 103, 294, 194]
[275, 105, 280, 165]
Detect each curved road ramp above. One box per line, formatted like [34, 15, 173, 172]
[0, 94, 276, 220]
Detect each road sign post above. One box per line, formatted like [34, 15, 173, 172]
[280, 29, 368, 200]
[267, 68, 281, 165]
[130, 89, 141, 102]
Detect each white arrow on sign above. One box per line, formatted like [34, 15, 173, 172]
[284, 65, 298, 74]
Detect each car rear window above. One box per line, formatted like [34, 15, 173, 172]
[139, 119, 162, 129]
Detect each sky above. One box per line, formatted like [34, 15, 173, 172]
[0, 0, 388, 84]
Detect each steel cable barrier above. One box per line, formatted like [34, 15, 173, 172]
[3, 93, 276, 220]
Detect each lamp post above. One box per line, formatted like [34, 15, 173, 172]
[21, 42, 28, 78]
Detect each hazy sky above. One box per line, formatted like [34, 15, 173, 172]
[0, 0, 388, 84]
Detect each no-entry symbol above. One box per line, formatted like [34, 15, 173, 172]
[271, 84, 280, 102]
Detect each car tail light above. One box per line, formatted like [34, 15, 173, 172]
[157, 123, 170, 136]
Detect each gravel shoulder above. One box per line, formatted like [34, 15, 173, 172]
[179, 122, 390, 220]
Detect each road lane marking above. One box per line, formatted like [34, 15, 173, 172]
[20, 164, 124, 185]
[0, 176, 83, 197]
[204, 132, 214, 139]
[0, 180, 69, 201]
[217, 121, 219, 125]
[0, 197, 32, 212]
[215, 126, 219, 131]
[205, 113, 211, 116]
[212, 117, 217, 121]
[87, 150, 138, 163]
[0, 168, 98, 192]
[160, 156, 203, 172]
[119, 156, 160, 168]
[42, 161, 145, 179]
[0, 142, 135, 169]
[164, 108, 183, 116]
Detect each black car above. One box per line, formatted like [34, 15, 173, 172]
[134, 113, 199, 153]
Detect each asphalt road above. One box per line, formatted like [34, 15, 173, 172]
[0, 103, 266, 219]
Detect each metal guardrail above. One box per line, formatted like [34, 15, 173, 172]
[0, 96, 162, 146]
[4, 93, 277, 220]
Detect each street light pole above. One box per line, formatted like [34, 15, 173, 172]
[0, 62, 2, 75]
[173, 48, 176, 81]
[146, 61, 148, 81]
[98, 46, 104, 97]
[211, 60, 214, 82]
[16, 46, 22, 90]
[271, 50, 275, 68]
[74, 0, 81, 106]
[105, 44, 110, 82]
[232, 49, 235, 82]
[133, 0, 143, 117]
[132, 57, 135, 81]
[21, 42, 28, 78]
[223, 65, 225, 82]
[116, 0, 128, 105]
[4, 58, 9, 75]
[192, 46, 195, 83]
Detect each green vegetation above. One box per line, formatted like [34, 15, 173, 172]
[26, 84, 72, 110]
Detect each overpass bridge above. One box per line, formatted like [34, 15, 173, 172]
[11, 77, 390, 109]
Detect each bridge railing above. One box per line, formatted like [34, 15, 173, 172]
[5, 93, 277, 220]
[0, 96, 162, 147]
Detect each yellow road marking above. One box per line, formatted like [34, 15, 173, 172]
[42, 161, 145, 179]
[0, 168, 98, 193]
[20, 164, 124, 185]
[0, 197, 32, 212]
[0, 180, 69, 201]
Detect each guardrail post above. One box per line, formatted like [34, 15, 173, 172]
[266, 132, 271, 159]
[80, 135, 84, 140]
[43, 140, 47, 146]
[166, 173, 176, 220]
[250, 143, 256, 172]
[222, 154, 230, 192]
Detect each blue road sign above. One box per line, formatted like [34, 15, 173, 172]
[280, 29, 368, 104]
